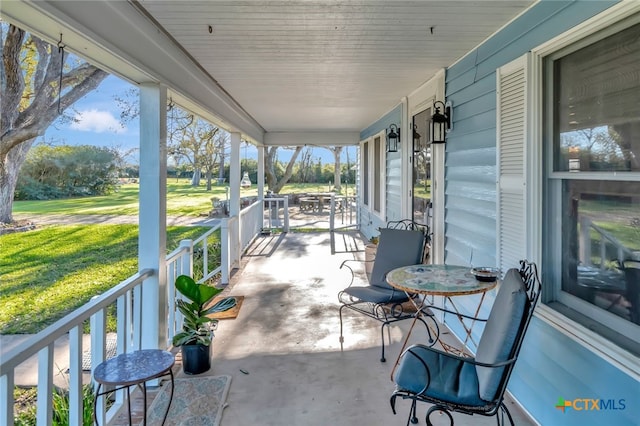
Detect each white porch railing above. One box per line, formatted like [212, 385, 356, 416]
[0, 209, 268, 426]
[262, 197, 289, 233]
[0, 269, 154, 426]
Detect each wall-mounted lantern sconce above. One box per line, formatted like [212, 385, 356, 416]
[430, 100, 452, 144]
[386, 124, 400, 152]
[412, 124, 422, 153]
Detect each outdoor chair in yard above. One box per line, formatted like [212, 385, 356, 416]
[338, 220, 436, 362]
[390, 260, 541, 426]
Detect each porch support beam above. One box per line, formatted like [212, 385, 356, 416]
[264, 132, 359, 146]
[257, 145, 265, 198]
[229, 132, 242, 268]
[139, 83, 168, 350]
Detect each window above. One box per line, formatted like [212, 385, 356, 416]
[373, 135, 382, 213]
[543, 19, 640, 353]
[362, 140, 369, 207]
[360, 132, 386, 217]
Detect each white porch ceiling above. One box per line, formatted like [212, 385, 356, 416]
[2, 0, 535, 144]
[139, 0, 533, 134]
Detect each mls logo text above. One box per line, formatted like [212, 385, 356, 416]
[555, 397, 626, 413]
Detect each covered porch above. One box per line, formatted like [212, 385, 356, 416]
[2, 1, 639, 425]
[114, 230, 536, 426]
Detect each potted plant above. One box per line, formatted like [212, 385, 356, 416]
[172, 275, 236, 374]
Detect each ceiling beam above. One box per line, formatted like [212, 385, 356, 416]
[264, 132, 360, 147]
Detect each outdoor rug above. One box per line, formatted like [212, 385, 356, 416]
[143, 375, 231, 426]
[207, 295, 244, 320]
[81, 334, 117, 371]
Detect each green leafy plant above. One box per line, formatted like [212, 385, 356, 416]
[172, 275, 236, 347]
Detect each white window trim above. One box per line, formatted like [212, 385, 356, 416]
[408, 70, 446, 263]
[526, 1, 640, 376]
[360, 130, 387, 222]
[359, 137, 372, 209]
[371, 130, 386, 220]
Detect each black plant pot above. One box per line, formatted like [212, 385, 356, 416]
[181, 344, 211, 375]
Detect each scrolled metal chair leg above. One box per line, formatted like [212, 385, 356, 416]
[426, 405, 454, 426]
[410, 399, 419, 424]
[496, 402, 515, 426]
[380, 321, 390, 362]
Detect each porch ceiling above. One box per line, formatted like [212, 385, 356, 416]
[139, 0, 533, 134]
[2, 0, 535, 144]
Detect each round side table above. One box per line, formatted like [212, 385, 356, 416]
[93, 349, 175, 426]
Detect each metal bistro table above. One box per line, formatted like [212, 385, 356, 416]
[93, 349, 175, 426]
[386, 264, 497, 379]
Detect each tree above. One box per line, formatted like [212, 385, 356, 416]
[329, 146, 343, 191]
[265, 146, 303, 193]
[0, 23, 108, 223]
[15, 144, 119, 200]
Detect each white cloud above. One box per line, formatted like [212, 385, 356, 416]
[70, 109, 126, 134]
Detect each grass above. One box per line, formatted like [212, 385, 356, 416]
[0, 225, 209, 334]
[13, 180, 354, 218]
[3, 181, 352, 335]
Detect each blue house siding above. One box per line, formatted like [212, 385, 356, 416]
[359, 104, 403, 238]
[443, 1, 634, 424]
[511, 318, 639, 425]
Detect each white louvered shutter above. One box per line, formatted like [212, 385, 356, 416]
[496, 54, 530, 273]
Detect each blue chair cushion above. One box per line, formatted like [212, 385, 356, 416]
[342, 285, 408, 304]
[370, 228, 425, 290]
[475, 268, 527, 401]
[395, 345, 484, 406]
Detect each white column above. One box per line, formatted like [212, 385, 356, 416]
[257, 145, 265, 198]
[257, 145, 265, 230]
[229, 132, 241, 266]
[139, 83, 168, 350]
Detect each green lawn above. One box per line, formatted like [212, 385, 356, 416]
[13, 180, 352, 217]
[0, 225, 209, 334]
[3, 180, 354, 334]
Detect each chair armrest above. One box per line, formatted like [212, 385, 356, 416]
[339, 258, 374, 288]
[401, 343, 517, 378]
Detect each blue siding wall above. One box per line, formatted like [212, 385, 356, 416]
[443, 1, 637, 425]
[359, 104, 403, 238]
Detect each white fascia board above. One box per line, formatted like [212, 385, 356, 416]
[2, 0, 265, 143]
[264, 132, 360, 147]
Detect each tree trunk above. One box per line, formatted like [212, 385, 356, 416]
[1, 24, 108, 222]
[265, 146, 303, 193]
[0, 139, 35, 223]
[191, 169, 201, 186]
[205, 168, 212, 191]
[333, 146, 343, 192]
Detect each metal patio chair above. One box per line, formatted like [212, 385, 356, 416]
[338, 220, 436, 362]
[390, 260, 541, 426]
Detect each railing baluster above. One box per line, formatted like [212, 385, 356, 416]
[133, 285, 143, 350]
[1, 371, 15, 426]
[116, 294, 127, 406]
[203, 235, 209, 278]
[91, 308, 107, 425]
[36, 343, 54, 426]
[68, 326, 83, 426]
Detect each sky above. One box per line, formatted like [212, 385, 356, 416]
[42, 75, 357, 165]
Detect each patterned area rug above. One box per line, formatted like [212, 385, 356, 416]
[144, 375, 232, 426]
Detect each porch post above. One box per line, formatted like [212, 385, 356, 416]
[229, 132, 241, 266]
[138, 83, 168, 350]
[257, 145, 265, 198]
[257, 145, 265, 229]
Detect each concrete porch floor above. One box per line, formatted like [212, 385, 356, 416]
[171, 230, 537, 426]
